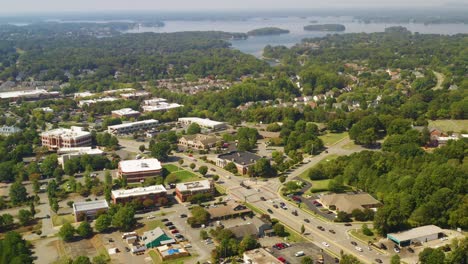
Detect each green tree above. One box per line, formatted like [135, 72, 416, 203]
[150, 141, 171, 161]
[212, 175, 220, 181]
[190, 163, 196, 170]
[18, 209, 33, 226]
[391, 254, 401, 264]
[199, 166, 208, 176]
[361, 224, 374, 236]
[187, 123, 201, 135]
[95, 214, 112, 233]
[58, 222, 75, 242]
[29, 202, 36, 216]
[77, 221, 93, 238]
[419, 248, 445, 264]
[51, 198, 59, 213]
[92, 254, 109, 264]
[111, 206, 136, 231]
[238, 234, 259, 254]
[72, 256, 92, 264]
[252, 158, 277, 178]
[339, 254, 362, 264]
[9, 182, 28, 205]
[301, 256, 314, 264]
[300, 224, 305, 234]
[0, 231, 33, 264]
[139, 145, 146, 153]
[166, 173, 178, 184]
[335, 211, 352, 222]
[40, 154, 58, 178]
[200, 230, 209, 240]
[224, 162, 237, 174]
[273, 223, 286, 237]
[187, 206, 210, 227]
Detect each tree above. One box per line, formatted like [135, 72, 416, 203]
[187, 123, 201, 135]
[199, 166, 208, 176]
[72, 256, 92, 264]
[95, 214, 112, 233]
[361, 224, 374, 236]
[32, 180, 40, 194]
[212, 175, 220, 181]
[166, 173, 178, 184]
[59, 222, 75, 242]
[51, 198, 59, 213]
[200, 230, 209, 240]
[142, 198, 154, 208]
[252, 158, 277, 178]
[9, 182, 28, 205]
[29, 202, 36, 216]
[301, 256, 314, 264]
[273, 223, 286, 237]
[335, 211, 352, 222]
[1, 214, 14, 229]
[40, 154, 58, 178]
[139, 145, 146, 153]
[391, 254, 401, 264]
[178, 159, 184, 167]
[279, 175, 287, 183]
[300, 224, 305, 234]
[18, 209, 33, 226]
[112, 206, 136, 231]
[0, 231, 33, 264]
[187, 206, 210, 227]
[239, 234, 259, 254]
[190, 163, 196, 170]
[224, 162, 237, 174]
[104, 171, 112, 186]
[77, 221, 93, 238]
[419, 248, 445, 264]
[92, 254, 109, 264]
[150, 141, 171, 161]
[339, 254, 362, 264]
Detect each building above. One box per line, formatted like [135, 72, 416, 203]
[319, 193, 381, 214]
[207, 200, 252, 220]
[57, 147, 105, 168]
[41, 126, 92, 151]
[118, 158, 162, 183]
[111, 108, 141, 118]
[243, 248, 283, 264]
[228, 223, 259, 239]
[142, 227, 175, 248]
[0, 125, 22, 136]
[216, 151, 262, 175]
[142, 102, 182, 112]
[178, 117, 227, 130]
[156, 244, 190, 261]
[0, 88, 59, 101]
[436, 135, 459, 145]
[120, 91, 150, 99]
[78, 97, 118, 107]
[111, 185, 167, 204]
[107, 119, 159, 135]
[178, 134, 219, 149]
[387, 225, 444, 247]
[72, 200, 109, 221]
[74, 91, 95, 99]
[175, 180, 215, 202]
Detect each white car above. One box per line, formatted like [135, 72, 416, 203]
[355, 246, 363, 252]
[146, 215, 155, 219]
[322, 242, 330, 247]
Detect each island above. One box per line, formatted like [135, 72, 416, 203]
[303, 24, 346, 31]
[247, 27, 290, 36]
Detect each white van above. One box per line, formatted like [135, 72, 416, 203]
[295, 251, 305, 257]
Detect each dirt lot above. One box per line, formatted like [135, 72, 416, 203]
[269, 242, 337, 264]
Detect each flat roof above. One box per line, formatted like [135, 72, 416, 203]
[176, 180, 212, 192]
[108, 119, 159, 130]
[178, 117, 225, 127]
[243, 248, 283, 264]
[387, 225, 443, 242]
[0, 89, 50, 99]
[41, 126, 91, 139]
[112, 185, 167, 199]
[111, 108, 140, 115]
[142, 103, 182, 112]
[119, 158, 162, 173]
[73, 200, 109, 212]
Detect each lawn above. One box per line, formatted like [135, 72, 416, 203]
[136, 220, 165, 233]
[149, 249, 195, 264]
[349, 228, 379, 244]
[318, 132, 348, 146]
[429, 120, 468, 133]
[163, 164, 201, 184]
[52, 214, 75, 227]
[308, 179, 331, 193]
[163, 164, 180, 173]
[341, 140, 362, 151]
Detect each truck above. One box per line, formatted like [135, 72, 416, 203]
[316, 254, 324, 264]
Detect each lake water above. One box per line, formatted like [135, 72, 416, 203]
[125, 16, 468, 57]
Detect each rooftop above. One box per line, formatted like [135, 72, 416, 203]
[0, 89, 54, 99]
[387, 225, 443, 242]
[73, 200, 109, 212]
[176, 180, 212, 192]
[320, 192, 381, 213]
[178, 117, 226, 127]
[142, 227, 175, 245]
[243, 248, 283, 264]
[108, 119, 159, 130]
[142, 102, 182, 112]
[143, 98, 167, 105]
[119, 158, 162, 173]
[111, 108, 140, 116]
[41, 126, 91, 139]
[228, 223, 258, 239]
[58, 147, 104, 155]
[217, 151, 262, 166]
[112, 185, 167, 199]
[207, 200, 251, 218]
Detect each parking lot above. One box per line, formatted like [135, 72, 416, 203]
[269, 242, 337, 264]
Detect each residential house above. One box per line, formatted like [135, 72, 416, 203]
[178, 134, 219, 149]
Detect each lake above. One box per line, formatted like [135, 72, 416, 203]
[125, 16, 468, 57]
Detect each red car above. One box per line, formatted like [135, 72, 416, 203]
[277, 256, 286, 263]
[171, 230, 179, 234]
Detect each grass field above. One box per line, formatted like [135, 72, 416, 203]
[349, 229, 379, 244]
[52, 214, 75, 227]
[298, 155, 339, 181]
[429, 120, 468, 133]
[163, 164, 180, 173]
[319, 132, 348, 146]
[308, 179, 331, 193]
[163, 164, 201, 184]
[136, 220, 165, 233]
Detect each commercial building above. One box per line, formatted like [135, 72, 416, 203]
[78, 97, 118, 107]
[111, 185, 167, 204]
[216, 151, 262, 175]
[319, 192, 381, 214]
[74, 91, 95, 99]
[118, 158, 162, 183]
[178, 134, 219, 149]
[41, 126, 92, 151]
[0, 125, 22, 136]
[0, 88, 59, 101]
[142, 102, 182, 112]
[175, 180, 215, 202]
[107, 119, 159, 135]
[243, 248, 283, 264]
[57, 147, 105, 168]
[72, 200, 109, 221]
[207, 200, 252, 220]
[178, 117, 227, 130]
[142, 227, 175, 248]
[120, 91, 151, 99]
[387, 225, 444, 247]
[111, 108, 141, 118]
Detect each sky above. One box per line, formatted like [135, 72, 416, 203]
[0, 0, 453, 14]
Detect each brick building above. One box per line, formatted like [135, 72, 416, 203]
[175, 180, 215, 202]
[118, 158, 162, 183]
[41, 126, 92, 151]
[111, 185, 167, 204]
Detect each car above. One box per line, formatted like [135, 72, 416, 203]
[210, 168, 216, 172]
[180, 214, 187, 218]
[315, 203, 322, 207]
[147, 215, 155, 219]
[260, 196, 266, 201]
[394, 246, 400, 253]
[355, 246, 363, 252]
[351, 241, 358, 246]
[171, 229, 179, 234]
[267, 209, 273, 214]
[279, 202, 285, 207]
[277, 256, 286, 263]
[291, 210, 298, 216]
[329, 229, 336, 234]
[165, 222, 173, 226]
[282, 206, 288, 210]
[379, 243, 387, 250]
[317, 226, 325, 231]
[304, 219, 310, 223]
[205, 240, 213, 245]
[282, 243, 290, 248]
[295, 251, 305, 257]
[322, 242, 330, 247]
[375, 259, 383, 263]
[344, 223, 352, 226]
[334, 257, 340, 263]
[108, 238, 114, 242]
[125, 247, 130, 252]
[292, 196, 301, 202]
[408, 247, 414, 253]
[312, 200, 319, 204]
[184, 244, 192, 248]
[168, 225, 176, 230]
[273, 204, 279, 208]
[161, 218, 169, 222]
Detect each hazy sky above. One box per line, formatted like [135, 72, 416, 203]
[0, 0, 451, 14]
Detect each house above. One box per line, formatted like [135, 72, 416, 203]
[142, 227, 175, 248]
[243, 248, 283, 264]
[216, 151, 262, 175]
[387, 225, 444, 247]
[111, 185, 167, 204]
[0, 125, 22, 136]
[178, 134, 219, 149]
[118, 158, 162, 183]
[175, 180, 215, 202]
[206, 200, 252, 220]
[319, 192, 381, 214]
[72, 200, 109, 221]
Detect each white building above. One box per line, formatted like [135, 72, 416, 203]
[0, 125, 22, 136]
[178, 117, 227, 130]
[111, 108, 141, 118]
[387, 225, 444, 247]
[78, 97, 118, 107]
[142, 102, 182, 112]
[243, 248, 283, 264]
[120, 91, 150, 99]
[41, 126, 92, 150]
[143, 98, 167, 105]
[111, 185, 167, 204]
[74, 91, 95, 99]
[73, 200, 109, 221]
[57, 147, 105, 168]
[0, 89, 59, 100]
[107, 119, 159, 134]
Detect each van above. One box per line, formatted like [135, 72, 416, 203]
[295, 251, 304, 257]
